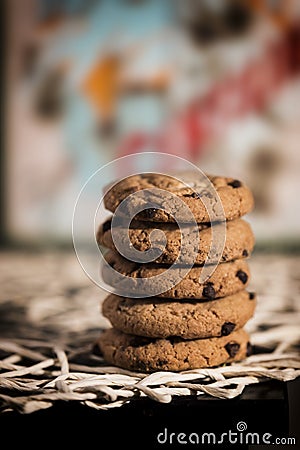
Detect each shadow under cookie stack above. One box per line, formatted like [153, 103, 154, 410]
[97, 173, 256, 372]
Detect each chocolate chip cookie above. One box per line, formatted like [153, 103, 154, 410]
[97, 328, 250, 372]
[103, 173, 254, 223]
[97, 218, 254, 265]
[102, 291, 256, 339]
[102, 250, 250, 299]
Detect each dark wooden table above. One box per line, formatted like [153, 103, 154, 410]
[2, 379, 299, 449]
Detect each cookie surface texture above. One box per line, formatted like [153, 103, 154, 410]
[102, 291, 256, 339]
[103, 173, 254, 223]
[102, 251, 250, 299]
[98, 328, 250, 372]
[97, 218, 254, 265]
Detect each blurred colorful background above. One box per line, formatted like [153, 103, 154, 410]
[3, 0, 300, 247]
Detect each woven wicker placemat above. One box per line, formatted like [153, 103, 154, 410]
[0, 251, 299, 413]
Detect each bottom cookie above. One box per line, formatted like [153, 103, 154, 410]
[97, 328, 251, 372]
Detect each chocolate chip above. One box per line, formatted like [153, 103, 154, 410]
[144, 208, 158, 219]
[242, 249, 249, 257]
[157, 359, 168, 367]
[137, 361, 148, 372]
[202, 283, 216, 299]
[225, 342, 240, 357]
[183, 192, 200, 198]
[246, 342, 253, 357]
[228, 179, 242, 188]
[236, 270, 248, 284]
[92, 342, 103, 356]
[102, 219, 112, 233]
[221, 322, 236, 336]
[249, 292, 255, 300]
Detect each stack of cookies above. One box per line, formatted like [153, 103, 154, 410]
[97, 173, 256, 372]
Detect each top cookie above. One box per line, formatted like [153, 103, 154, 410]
[103, 173, 254, 223]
